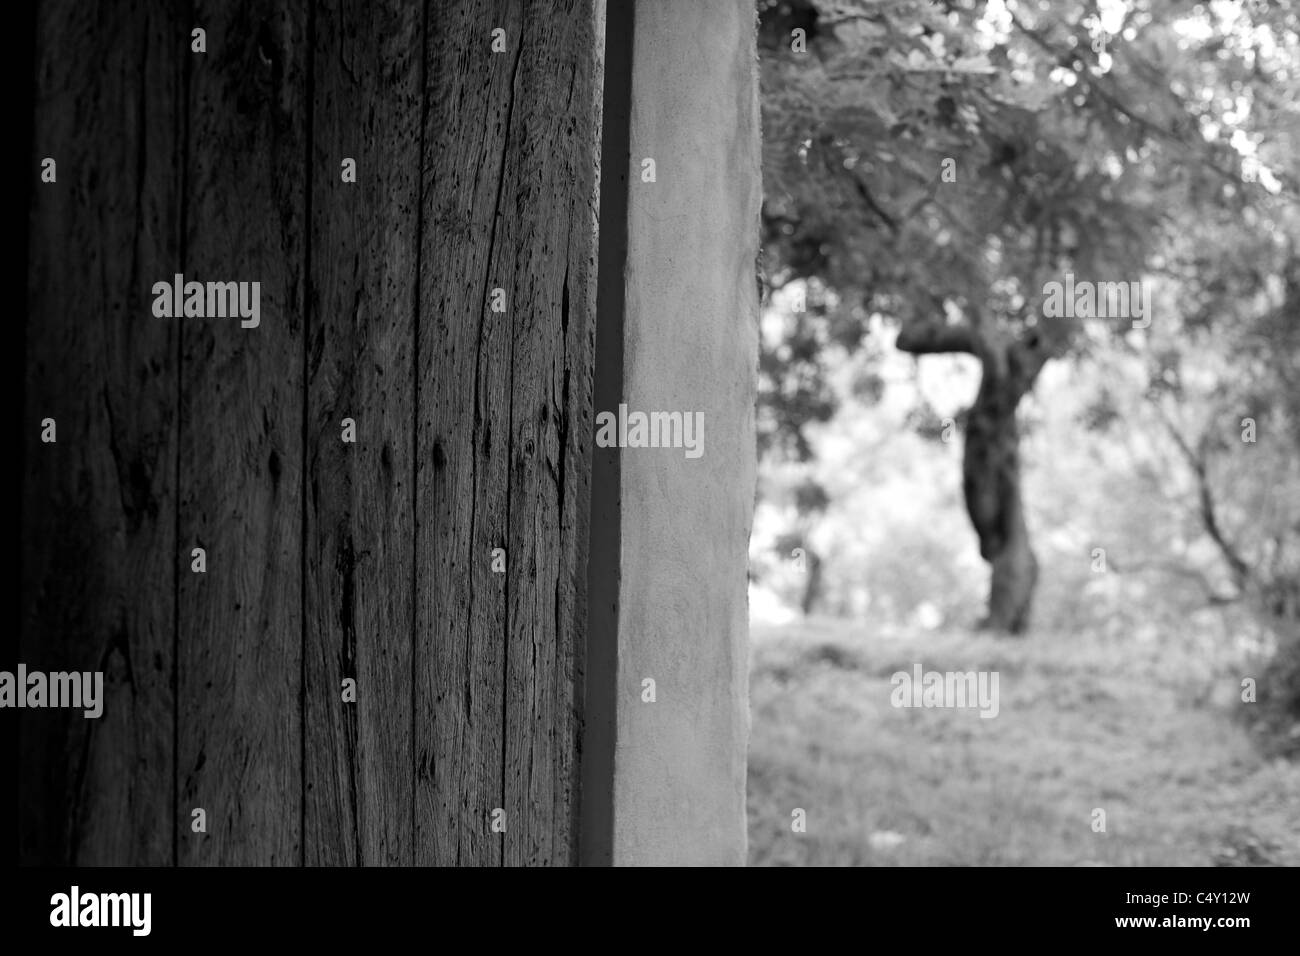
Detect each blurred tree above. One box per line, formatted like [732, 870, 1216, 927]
[759, 0, 1299, 633]
[1144, 203, 1300, 728]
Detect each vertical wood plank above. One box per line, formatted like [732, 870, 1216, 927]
[415, 0, 598, 867]
[303, 0, 420, 866]
[4, 0, 35, 872]
[501, 1, 600, 867]
[415, 0, 514, 866]
[24, 0, 599, 867]
[21, 0, 181, 866]
[177, 0, 307, 866]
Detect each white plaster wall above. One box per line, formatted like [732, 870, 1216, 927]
[614, 0, 760, 866]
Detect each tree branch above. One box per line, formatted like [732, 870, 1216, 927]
[1005, 6, 1300, 200]
[1110, 556, 1242, 606]
[1151, 401, 1254, 589]
[896, 320, 980, 355]
[814, 135, 901, 234]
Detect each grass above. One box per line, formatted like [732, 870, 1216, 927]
[746, 616, 1300, 866]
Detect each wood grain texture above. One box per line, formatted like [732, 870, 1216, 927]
[415, 0, 598, 867]
[415, 0, 511, 866]
[177, 0, 307, 866]
[21, 0, 182, 866]
[303, 0, 420, 866]
[501, 1, 600, 867]
[23, 0, 598, 867]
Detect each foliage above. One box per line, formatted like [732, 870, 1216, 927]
[758, 0, 1298, 456]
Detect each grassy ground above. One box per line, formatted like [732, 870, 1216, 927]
[747, 617, 1300, 866]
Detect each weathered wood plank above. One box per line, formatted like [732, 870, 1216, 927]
[177, 0, 307, 866]
[303, 0, 420, 867]
[24, 0, 601, 867]
[415, 0, 519, 867]
[21, 0, 181, 866]
[501, 0, 600, 867]
[414, 0, 598, 867]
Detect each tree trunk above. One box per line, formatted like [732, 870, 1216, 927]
[896, 312, 1053, 634]
[800, 549, 823, 616]
[963, 350, 1038, 634]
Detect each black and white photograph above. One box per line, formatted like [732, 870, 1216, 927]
[4, 0, 1297, 938]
